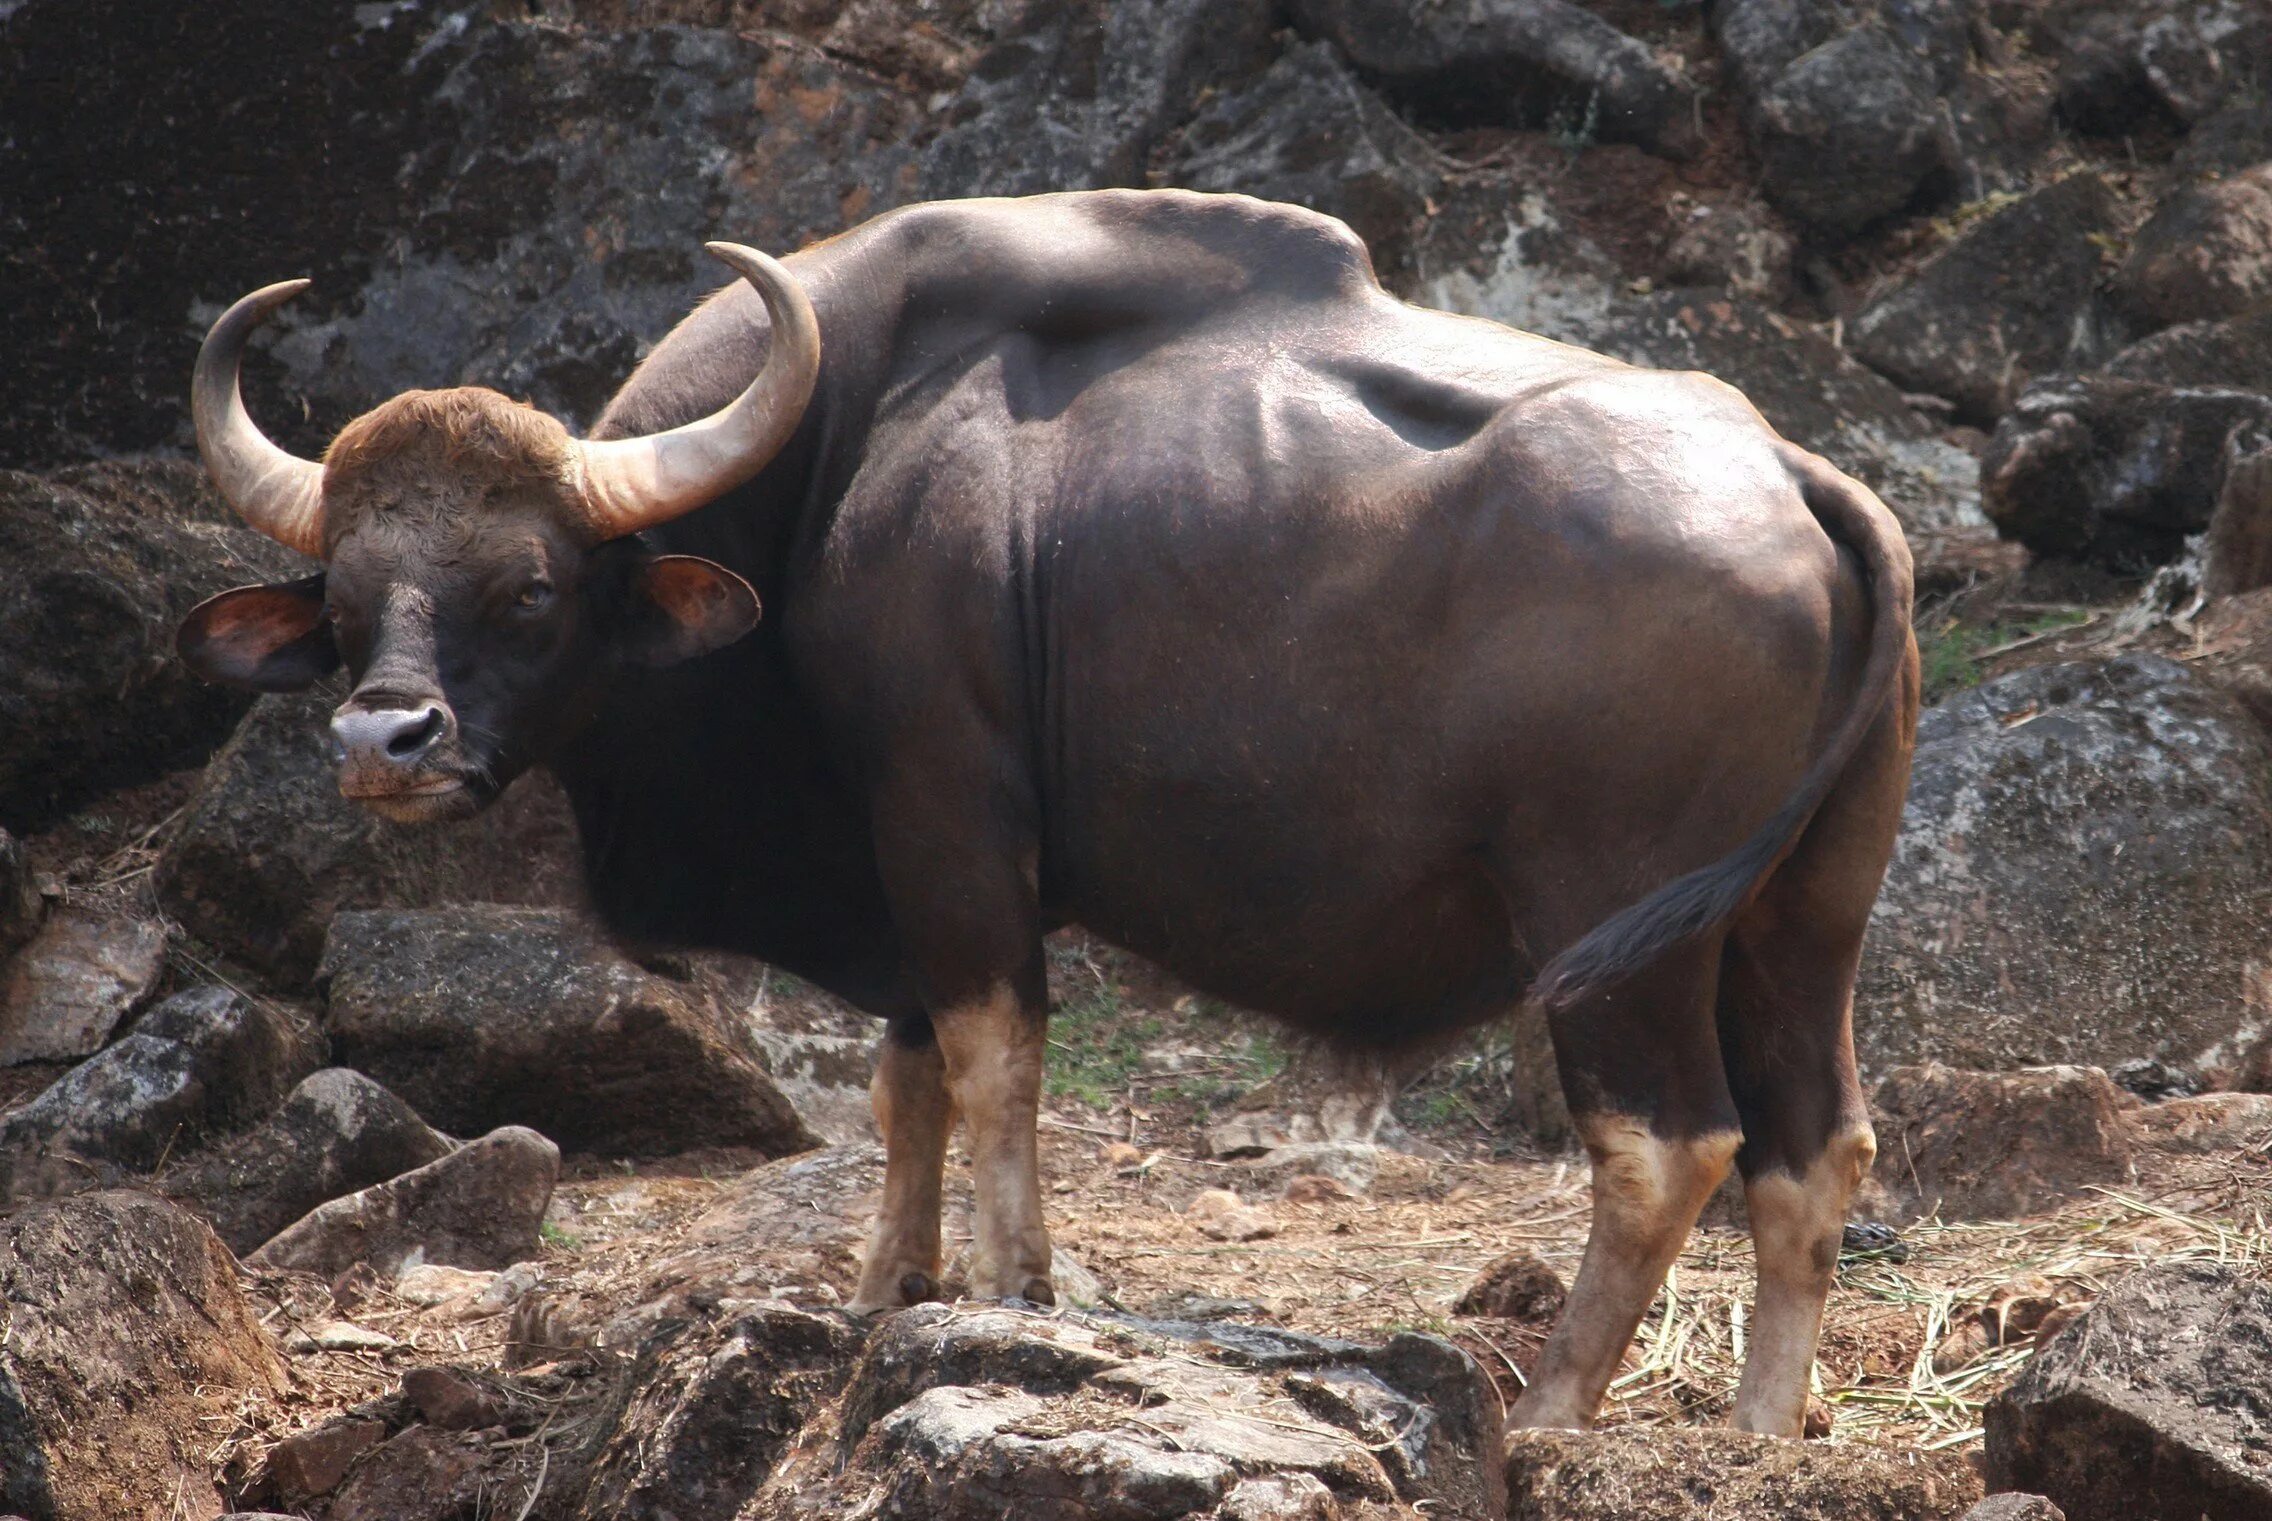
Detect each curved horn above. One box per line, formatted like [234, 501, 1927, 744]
[192, 279, 327, 558]
[574, 242, 821, 540]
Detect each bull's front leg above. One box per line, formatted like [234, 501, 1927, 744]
[863, 741, 1057, 1307]
[849, 1019, 956, 1314]
[932, 982, 1055, 1303]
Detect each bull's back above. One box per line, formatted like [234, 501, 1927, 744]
[799, 268, 1845, 1034]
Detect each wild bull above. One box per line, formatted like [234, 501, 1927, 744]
[177, 189, 1915, 1437]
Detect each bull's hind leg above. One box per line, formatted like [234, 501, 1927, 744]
[1719, 687, 1911, 1436]
[850, 1018, 957, 1313]
[1511, 940, 1742, 1430]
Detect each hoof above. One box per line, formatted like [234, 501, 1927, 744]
[898, 1270, 941, 1306]
[1016, 1275, 1057, 1308]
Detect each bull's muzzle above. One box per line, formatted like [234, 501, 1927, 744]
[330, 699, 463, 813]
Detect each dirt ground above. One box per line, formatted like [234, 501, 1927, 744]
[214, 962, 2272, 1493]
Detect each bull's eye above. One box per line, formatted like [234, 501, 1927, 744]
[515, 580, 554, 612]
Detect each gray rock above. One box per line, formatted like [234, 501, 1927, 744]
[2127, 1092, 2272, 1156]
[1850, 173, 2124, 424]
[156, 691, 581, 988]
[0, 906, 166, 1064]
[0, 1191, 289, 1521]
[2102, 309, 2272, 392]
[1660, 192, 1798, 304]
[1156, 40, 1448, 286]
[0, 827, 37, 960]
[2178, 97, 2272, 178]
[1984, 376, 2272, 571]
[249, 1124, 558, 1278]
[0, 461, 305, 828]
[2117, 164, 2272, 332]
[745, 1303, 1506, 1520]
[1505, 1425, 1982, 1518]
[1240, 1140, 1382, 1198]
[1961, 1497, 2065, 1521]
[2043, 1, 2272, 140]
[740, 981, 878, 1147]
[1286, 0, 1699, 157]
[320, 907, 817, 1157]
[1867, 1064, 2136, 1222]
[1985, 1263, 2272, 1521]
[573, 1303, 860, 1521]
[1858, 656, 2272, 1076]
[1713, 0, 1972, 236]
[161, 1067, 455, 1255]
[1453, 1249, 1567, 1323]
[0, 0, 930, 465]
[0, 986, 309, 1206]
[918, 0, 1274, 202]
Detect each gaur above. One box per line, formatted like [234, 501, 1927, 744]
[178, 189, 1916, 1436]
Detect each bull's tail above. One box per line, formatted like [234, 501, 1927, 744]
[1525, 451, 1914, 1014]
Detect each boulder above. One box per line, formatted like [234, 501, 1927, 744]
[0, 985, 309, 1206]
[2206, 433, 2272, 596]
[1660, 192, 1798, 304]
[2179, 96, 2272, 177]
[596, 1140, 1090, 1320]
[0, 905, 166, 1064]
[251, 1418, 387, 1507]
[0, 461, 304, 828]
[1208, 1044, 1398, 1159]
[324, 1425, 542, 1521]
[1962, 1499, 2066, 1521]
[1154, 40, 1447, 286]
[737, 974, 878, 1146]
[248, 1124, 558, 1278]
[1863, 659, 2272, 1073]
[1983, 375, 2272, 570]
[2102, 310, 2272, 391]
[572, 1303, 861, 1521]
[2117, 164, 2272, 331]
[1850, 174, 2123, 424]
[157, 692, 581, 987]
[2032, 1, 2272, 138]
[745, 1303, 1507, 1520]
[917, 0, 1274, 202]
[2126, 1092, 2272, 1155]
[1858, 656, 2272, 1076]
[1712, 0, 1971, 235]
[1239, 1140, 1383, 1198]
[1868, 1064, 2135, 1222]
[0, 0, 937, 465]
[0, 826, 37, 960]
[1453, 1249, 1567, 1322]
[320, 907, 817, 1156]
[0, 1191, 289, 1521]
[1985, 1263, 2272, 1521]
[1504, 1426, 1982, 1519]
[161, 1066, 456, 1254]
[1285, 0, 1698, 156]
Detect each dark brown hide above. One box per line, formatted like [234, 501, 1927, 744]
[179, 191, 1917, 1435]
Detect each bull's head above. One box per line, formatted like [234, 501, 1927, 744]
[175, 244, 818, 823]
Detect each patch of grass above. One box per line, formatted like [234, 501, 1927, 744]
[1917, 609, 2091, 704]
[539, 1220, 583, 1252]
[1045, 982, 1164, 1110]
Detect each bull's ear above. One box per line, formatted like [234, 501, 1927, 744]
[624, 555, 761, 667]
[176, 575, 339, 691]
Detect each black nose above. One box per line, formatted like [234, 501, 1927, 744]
[331, 702, 452, 768]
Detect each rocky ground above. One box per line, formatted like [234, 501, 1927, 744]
[7, 0, 2272, 1518]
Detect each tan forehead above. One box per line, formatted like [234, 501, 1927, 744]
[319, 387, 586, 546]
